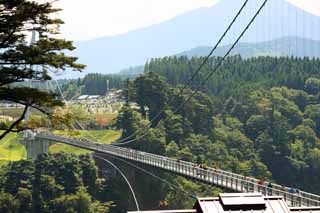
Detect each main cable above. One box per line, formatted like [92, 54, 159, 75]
[114, 0, 269, 146]
[47, 0, 250, 146]
[112, 0, 250, 144]
[93, 154, 140, 212]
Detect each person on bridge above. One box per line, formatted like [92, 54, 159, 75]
[267, 182, 273, 196]
[201, 164, 208, 170]
[288, 188, 297, 194]
[195, 164, 201, 176]
[258, 180, 265, 186]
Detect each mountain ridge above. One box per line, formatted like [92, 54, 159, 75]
[119, 37, 320, 77]
[178, 37, 320, 58]
[61, 0, 320, 79]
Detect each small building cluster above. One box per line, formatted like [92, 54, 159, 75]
[71, 90, 122, 104]
[0, 101, 23, 108]
[69, 90, 124, 113]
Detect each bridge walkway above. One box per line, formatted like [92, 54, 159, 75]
[36, 133, 320, 208]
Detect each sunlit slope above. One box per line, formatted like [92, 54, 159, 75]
[0, 133, 26, 165]
[0, 130, 121, 164]
[49, 130, 121, 155]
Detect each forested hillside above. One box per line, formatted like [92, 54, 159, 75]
[111, 37, 320, 77]
[81, 74, 124, 96]
[15, 73, 125, 99]
[61, 73, 124, 99]
[145, 56, 320, 100]
[0, 154, 113, 212]
[178, 37, 320, 59]
[116, 56, 320, 198]
[2, 56, 320, 212]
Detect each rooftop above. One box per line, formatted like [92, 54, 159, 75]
[128, 193, 320, 213]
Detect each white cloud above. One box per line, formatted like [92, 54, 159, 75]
[41, 0, 320, 41]
[286, 0, 320, 16]
[52, 0, 218, 41]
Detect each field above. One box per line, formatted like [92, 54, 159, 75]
[0, 106, 121, 163]
[49, 130, 121, 155]
[0, 130, 121, 165]
[0, 132, 27, 166]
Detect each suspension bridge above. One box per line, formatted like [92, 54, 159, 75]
[10, 0, 320, 210]
[20, 132, 320, 208]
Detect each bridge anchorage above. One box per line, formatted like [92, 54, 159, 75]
[21, 130, 55, 160]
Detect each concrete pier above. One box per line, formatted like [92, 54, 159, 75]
[21, 131, 54, 160]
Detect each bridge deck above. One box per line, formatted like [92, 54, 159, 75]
[36, 134, 320, 207]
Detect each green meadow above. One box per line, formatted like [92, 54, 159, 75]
[0, 130, 121, 165]
[0, 132, 26, 166]
[49, 129, 121, 154]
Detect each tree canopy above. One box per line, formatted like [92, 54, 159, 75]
[116, 55, 320, 196]
[0, 0, 85, 139]
[0, 154, 113, 212]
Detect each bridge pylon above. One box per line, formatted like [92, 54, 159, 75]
[21, 131, 54, 160]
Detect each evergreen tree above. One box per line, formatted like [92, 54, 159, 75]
[0, 0, 85, 139]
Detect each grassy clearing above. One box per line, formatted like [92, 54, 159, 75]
[49, 130, 121, 155]
[0, 129, 121, 163]
[0, 132, 26, 164]
[49, 143, 89, 155]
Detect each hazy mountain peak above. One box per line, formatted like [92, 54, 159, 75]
[63, 0, 320, 79]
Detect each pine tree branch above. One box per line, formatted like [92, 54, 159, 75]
[0, 28, 17, 48]
[0, 129, 25, 133]
[0, 105, 28, 140]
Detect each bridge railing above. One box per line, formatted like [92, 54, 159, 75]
[36, 134, 320, 207]
[104, 145, 320, 207]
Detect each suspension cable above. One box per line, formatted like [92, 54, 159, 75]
[47, 0, 250, 146]
[93, 154, 140, 212]
[114, 0, 269, 146]
[112, 0, 250, 144]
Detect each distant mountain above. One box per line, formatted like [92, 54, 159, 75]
[114, 37, 320, 77]
[62, 0, 320, 78]
[178, 37, 320, 58]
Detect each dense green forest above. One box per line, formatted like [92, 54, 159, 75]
[2, 56, 320, 212]
[145, 56, 320, 100]
[0, 149, 222, 212]
[0, 154, 113, 212]
[15, 73, 125, 99]
[116, 56, 320, 197]
[61, 73, 125, 99]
